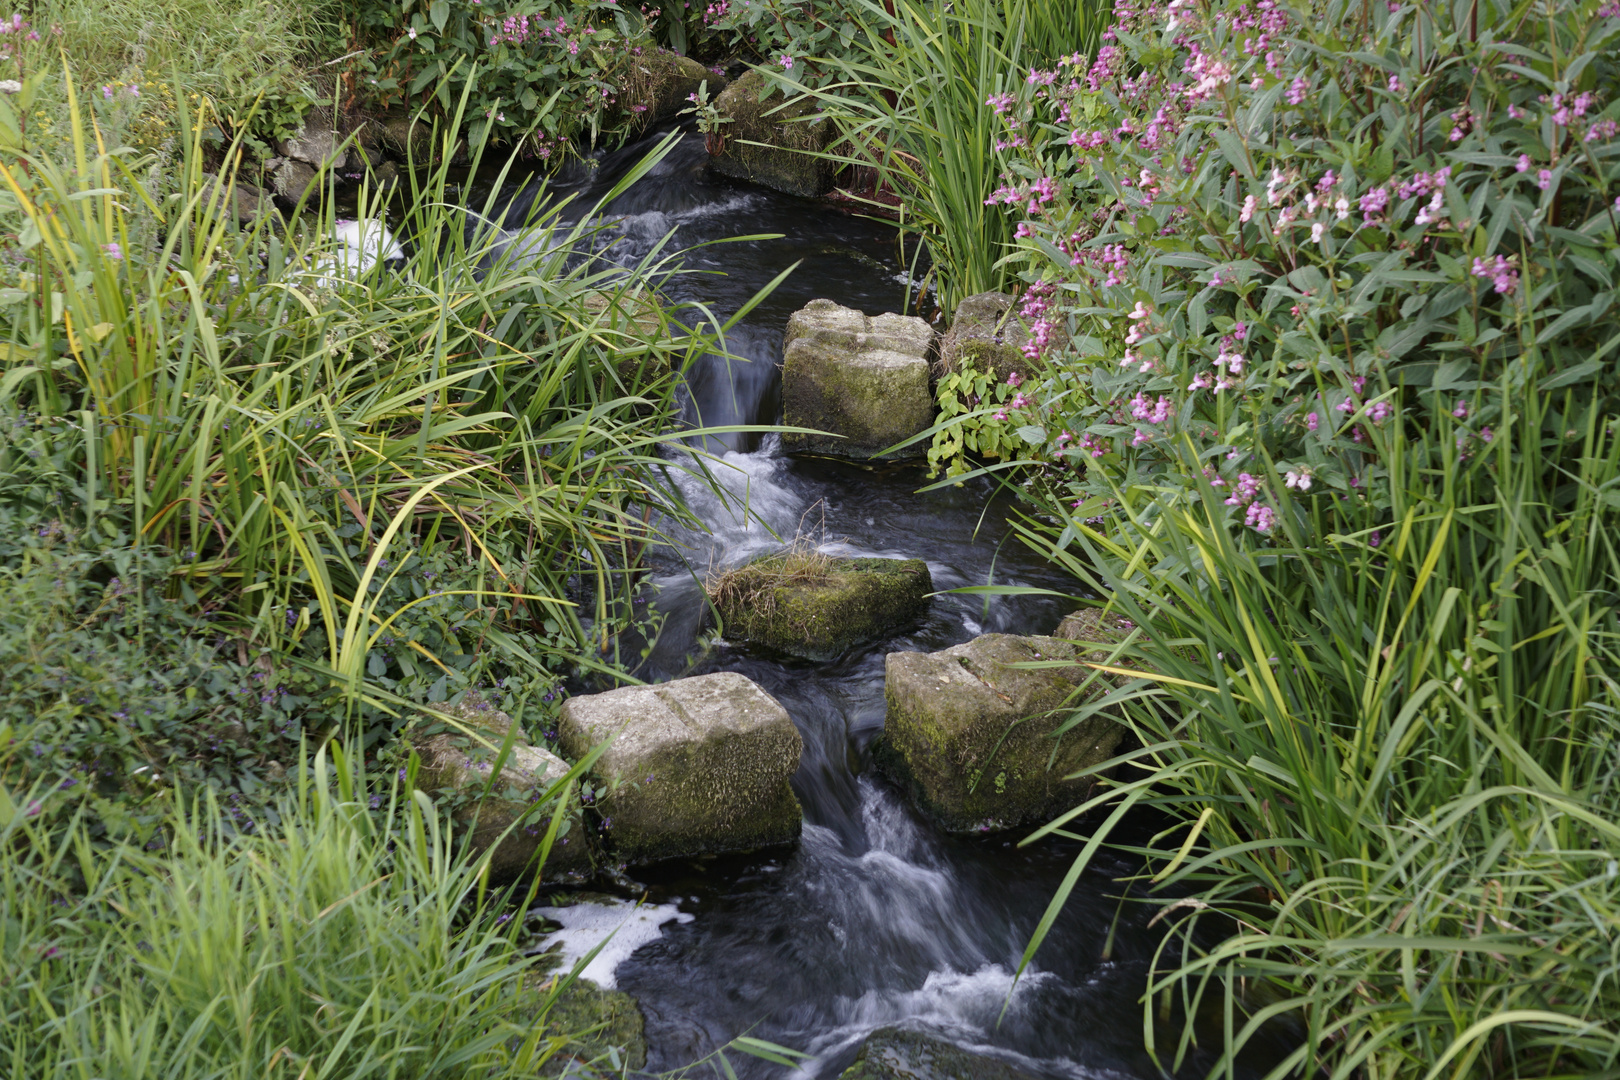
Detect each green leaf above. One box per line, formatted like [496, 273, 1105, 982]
[430, 0, 449, 32]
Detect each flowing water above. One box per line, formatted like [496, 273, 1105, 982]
[480, 130, 1264, 1079]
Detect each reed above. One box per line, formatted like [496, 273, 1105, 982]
[783, 0, 1107, 314]
[1014, 386, 1620, 1075]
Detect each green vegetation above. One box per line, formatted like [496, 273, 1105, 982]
[900, 0, 1620, 1072]
[0, 741, 610, 1078]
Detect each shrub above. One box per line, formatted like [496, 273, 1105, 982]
[950, 0, 1620, 1072]
[966, 0, 1619, 534]
[350, 0, 675, 153]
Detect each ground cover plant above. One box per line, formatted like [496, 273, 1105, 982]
[909, 0, 1620, 1073]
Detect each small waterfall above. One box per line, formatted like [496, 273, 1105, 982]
[499, 127, 1198, 1079]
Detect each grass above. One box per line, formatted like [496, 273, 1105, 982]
[0, 740, 614, 1080]
[1011, 385, 1620, 1075]
[772, 0, 1107, 315]
[706, 545, 839, 622]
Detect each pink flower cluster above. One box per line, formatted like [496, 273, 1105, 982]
[1470, 254, 1519, 295]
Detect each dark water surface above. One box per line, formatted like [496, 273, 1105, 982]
[488, 131, 1241, 1080]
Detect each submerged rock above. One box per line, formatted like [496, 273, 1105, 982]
[780, 299, 937, 459]
[937, 290, 1066, 383]
[411, 702, 594, 882]
[711, 554, 932, 660]
[556, 672, 803, 864]
[838, 1027, 1040, 1080]
[707, 69, 835, 197]
[877, 633, 1126, 833]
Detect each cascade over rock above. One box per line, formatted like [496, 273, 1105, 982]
[779, 299, 936, 459]
[556, 672, 804, 864]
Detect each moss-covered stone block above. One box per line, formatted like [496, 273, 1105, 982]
[618, 50, 722, 129]
[708, 69, 834, 197]
[712, 555, 932, 660]
[937, 290, 1069, 383]
[411, 703, 595, 883]
[876, 634, 1126, 833]
[556, 673, 803, 865]
[780, 299, 936, 459]
[838, 1027, 1039, 1080]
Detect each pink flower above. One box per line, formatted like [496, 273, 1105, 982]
[1471, 254, 1519, 295]
[1240, 194, 1257, 222]
[1006, 371, 1023, 388]
[1516, 153, 1531, 172]
[779, 54, 793, 69]
[1452, 401, 1468, 418]
[101, 242, 122, 260]
[1307, 411, 1319, 431]
[1536, 168, 1553, 190]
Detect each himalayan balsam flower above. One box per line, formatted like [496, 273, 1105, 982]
[408, 26, 417, 38]
[1284, 467, 1313, 490]
[1536, 168, 1553, 191]
[1516, 153, 1531, 172]
[779, 54, 793, 69]
[1306, 411, 1320, 431]
[101, 242, 122, 260]
[1471, 254, 1519, 295]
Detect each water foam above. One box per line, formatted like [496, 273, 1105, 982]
[530, 899, 693, 989]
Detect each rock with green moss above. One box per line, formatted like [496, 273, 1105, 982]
[523, 962, 647, 1077]
[556, 672, 803, 864]
[838, 1027, 1040, 1080]
[708, 69, 835, 197]
[619, 50, 723, 129]
[876, 633, 1126, 833]
[712, 555, 932, 660]
[411, 702, 594, 883]
[937, 290, 1068, 383]
[780, 299, 937, 459]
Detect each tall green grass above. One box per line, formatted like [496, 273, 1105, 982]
[0, 741, 604, 1079]
[783, 0, 1106, 313]
[1016, 387, 1620, 1075]
[0, 79, 756, 726]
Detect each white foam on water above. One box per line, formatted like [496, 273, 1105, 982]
[530, 899, 693, 990]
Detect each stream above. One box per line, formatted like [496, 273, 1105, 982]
[478, 129, 1246, 1080]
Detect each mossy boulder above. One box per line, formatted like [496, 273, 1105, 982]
[876, 633, 1126, 833]
[411, 702, 594, 883]
[708, 69, 835, 197]
[556, 672, 803, 865]
[712, 555, 933, 660]
[780, 299, 937, 459]
[619, 50, 722, 129]
[523, 964, 647, 1077]
[937, 290, 1069, 383]
[838, 1027, 1040, 1080]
